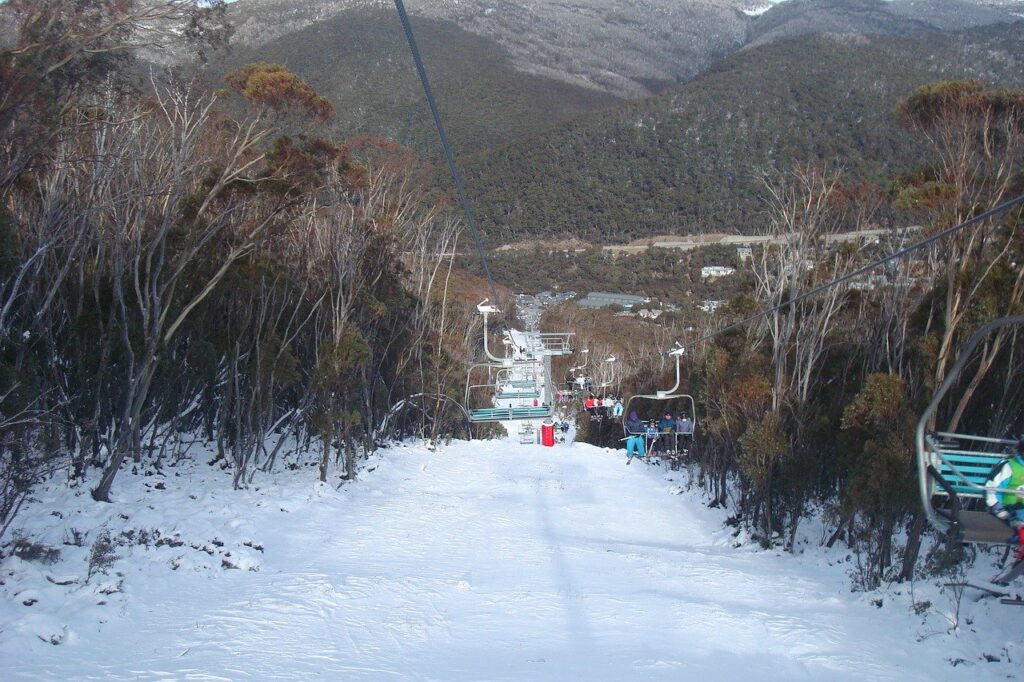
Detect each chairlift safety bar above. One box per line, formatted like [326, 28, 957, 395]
[923, 433, 1018, 497]
[933, 431, 1016, 447]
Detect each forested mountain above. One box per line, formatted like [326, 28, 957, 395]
[226, 0, 1022, 98]
[206, 3, 1024, 246]
[746, 0, 1017, 47]
[206, 10, 620, 157]
[457, 22, 1024, 244]
[226, 0, 749, 98]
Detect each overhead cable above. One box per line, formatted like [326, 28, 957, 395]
[393, 0, 501, 307]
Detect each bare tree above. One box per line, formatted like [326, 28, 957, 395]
[747, 165, 859, 545]
[897, 82, 1024, 431]
[90, 78, 284, 502]
[0, 1, 230, 194]
[753, 165, 856, 413]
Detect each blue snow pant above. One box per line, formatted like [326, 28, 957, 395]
[1006, 508, 1024, 538]
[626, 435, 646, 459]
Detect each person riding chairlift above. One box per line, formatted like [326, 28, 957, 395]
[674, 413, 694, 455]
[624, 411, 645, 464]
[675, 413, 693, 436]
[611, 398, 623, 419]
[645, 419, 660, 455]
[987, 436, 1024, 562]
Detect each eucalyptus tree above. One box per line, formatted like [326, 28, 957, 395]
[746, 165, 858, 545]
[896, 82, 1024, 432]
[88, 79, 284, 501]
[0, 0, 229, 195]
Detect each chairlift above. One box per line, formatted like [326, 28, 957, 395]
[915, 315, 1024, 545]
[583, 356, 619, 421]
[464, 302, 555, 424]
[465, 360, 550, 422]
[495, 366, 541, 399]
[477, 300, 514, 367]
[519, 423, 537, 444]
[621, 345, 697, 460]
[566, 348, 595, 399]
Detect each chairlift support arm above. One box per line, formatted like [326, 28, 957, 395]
[656, 348, 685, 398]
[477, 300, 510, 364]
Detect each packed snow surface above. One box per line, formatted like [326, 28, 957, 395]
[2, 437, 1020, 680]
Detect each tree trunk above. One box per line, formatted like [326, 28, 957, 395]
[786, 503, 802, 553]
[899, 513, 926, 582]
[318, 421, 333, 483]
[825, 517, 847, 549]
[91, 440, 126, 502]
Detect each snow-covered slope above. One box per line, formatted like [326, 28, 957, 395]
[2, 437, 1020, 679]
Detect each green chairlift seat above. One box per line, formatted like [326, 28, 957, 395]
[915, 316, 1024, 546]
[923, 433, 1017, 545]
[469, 406, 553, 423]
[496, 391, 540, 399]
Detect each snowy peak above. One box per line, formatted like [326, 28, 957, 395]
[228, 0, 750, 97]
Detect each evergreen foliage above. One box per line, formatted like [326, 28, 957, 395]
[458, 24, 1024, 244]
[0, 2, 481, 529]
[205, 9, 620, 159]
[563, 87, 1023, 577]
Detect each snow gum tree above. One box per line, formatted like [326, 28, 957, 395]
[0, 3, 475, 533]
[884, 82, 1024, 577]
[895, 81, 1024, 432]
[746, 165, 858, 547]
[311, 327, 370, 483]
[700, 343, 772, 515]
[0, 0, 230, 196]
[85, 66, 336, 501]
[0, 0, 234, 524]
[839, 373, 916, 587]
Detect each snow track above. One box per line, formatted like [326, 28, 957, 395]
[2, 438, 1020, 679]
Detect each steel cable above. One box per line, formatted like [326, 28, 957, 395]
[393, 0, 501, 307]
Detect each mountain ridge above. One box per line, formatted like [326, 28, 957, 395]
[205, 9, 622, 157]
[454, 21, 1024, 244]
[226, 0, 1023, 98]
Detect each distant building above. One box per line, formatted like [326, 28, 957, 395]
[781, 259, 816, 277]
[577, 291, 648, 310]
[701, 266, 736, 279]
[736, 245, 753, 263]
